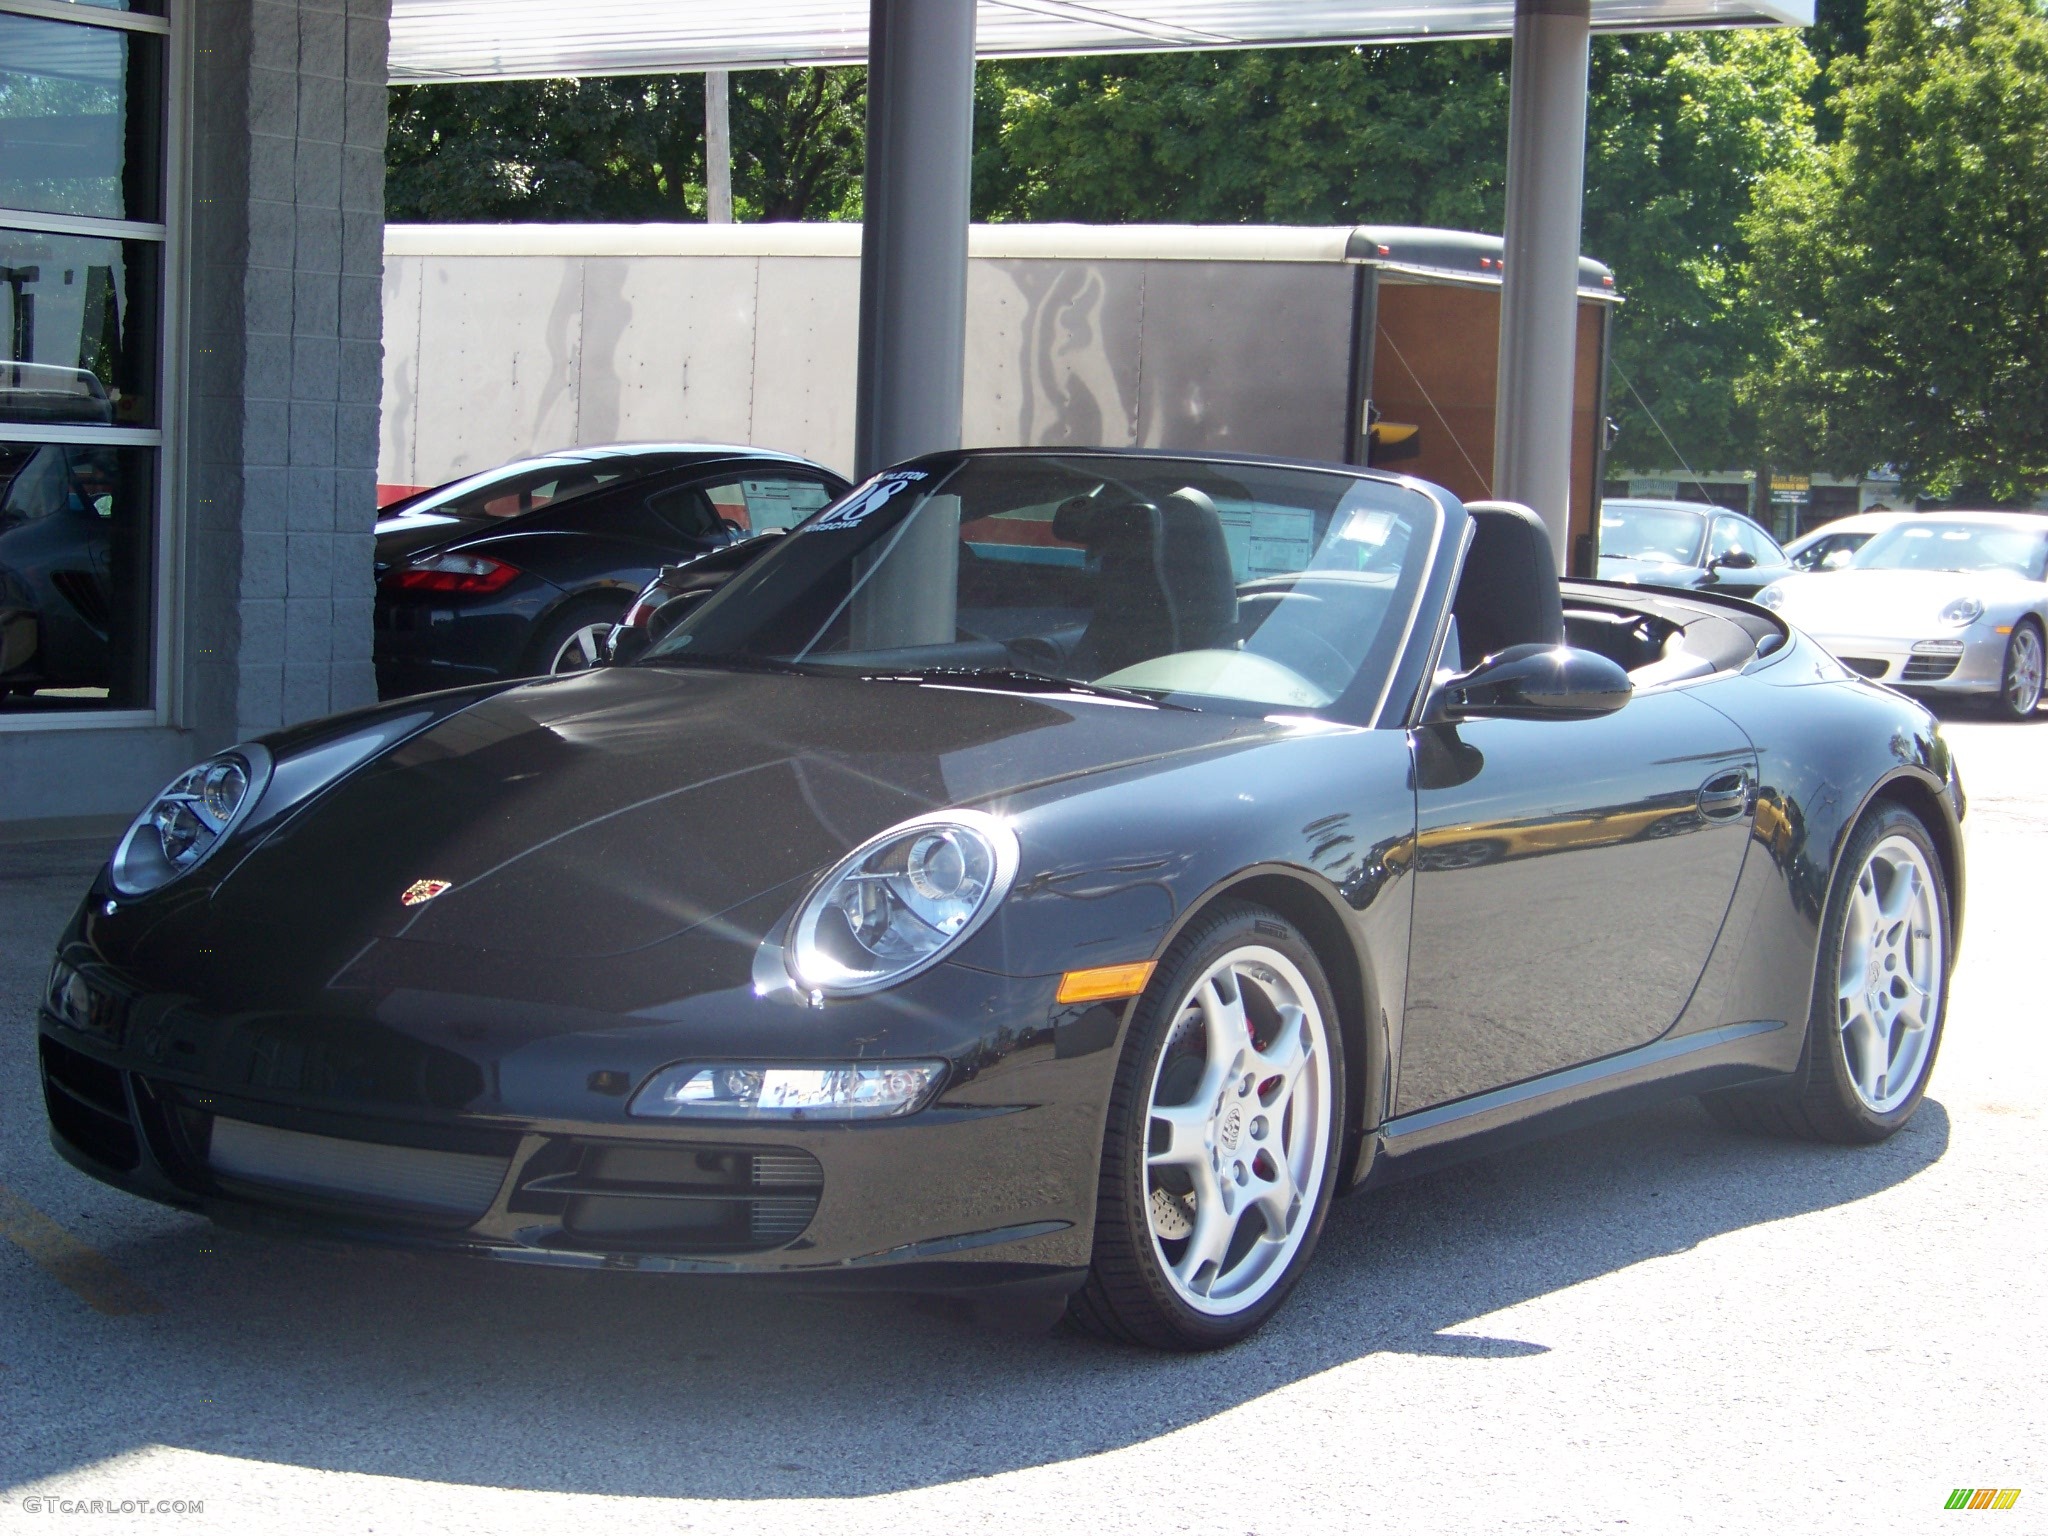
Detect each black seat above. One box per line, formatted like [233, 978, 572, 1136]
[1452, 501, 1563, 663]
[1053, 488, 1239, 675]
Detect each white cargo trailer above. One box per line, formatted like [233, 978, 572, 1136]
[381, 223, 1618, 571]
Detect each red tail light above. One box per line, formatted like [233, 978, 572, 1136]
[382, 553, 521, 594]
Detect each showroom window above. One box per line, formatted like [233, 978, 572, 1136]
[1, 0, 174, 717]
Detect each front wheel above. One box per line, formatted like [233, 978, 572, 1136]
[1702, 801, 1950, 1143]
[1069, 903, 1346, 1350]
[1993, 618, 2043, 720]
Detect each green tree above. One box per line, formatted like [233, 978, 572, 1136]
[386, 69, 866, 223]
[1585, 32, 1816, 475]
[1744, 0, 2048, 499]
[974, 45, 1510, 227]
[387, 77, 707, 221]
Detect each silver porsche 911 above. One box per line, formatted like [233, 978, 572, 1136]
[1756, 512, 2048, 719]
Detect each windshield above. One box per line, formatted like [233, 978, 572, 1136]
[1600, 503, 1706, 564]
[380, 458, 650, 524]
[1852, 521, 2048, 578]
[643, 453, 1444, 717]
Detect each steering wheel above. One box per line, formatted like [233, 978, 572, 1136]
[1238, 593, 1357, 699]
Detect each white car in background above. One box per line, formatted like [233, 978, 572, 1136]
[1757, 512, 2048, 719]
[1783, 509, 1913, 572]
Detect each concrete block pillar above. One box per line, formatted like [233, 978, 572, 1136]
[187, 0, 390, 745]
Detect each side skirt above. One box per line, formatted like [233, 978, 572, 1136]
[1356, 1019, 1796, 1189]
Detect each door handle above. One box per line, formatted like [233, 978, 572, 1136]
[1697, 767, 1755, 821]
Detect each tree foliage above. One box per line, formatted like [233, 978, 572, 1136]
[1743, 0, 2048, 499]
[386, 70, 865, 223]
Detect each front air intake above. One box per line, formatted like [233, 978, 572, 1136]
[207, 1117, 511, 1222]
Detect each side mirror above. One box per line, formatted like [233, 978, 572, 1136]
[1427, 643, 1633, 723]
[1708, 548, 1759, 574]
[1821, 548, 1854, 571]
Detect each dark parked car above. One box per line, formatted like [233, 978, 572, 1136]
[605, 530, 793, 664]
[1597, 497, 1795, 597]
[374, 444, 846, 697]
[44, 449, 1962, 1351]
[0, 442, 134, 705]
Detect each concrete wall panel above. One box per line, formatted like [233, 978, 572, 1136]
[411, 255, 584, 483]
[594, 255, 759, 447]
[749, 255, 860, 476]
[378, 253, 423, 492]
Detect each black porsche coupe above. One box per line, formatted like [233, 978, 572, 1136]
[40, 449, 1962, 1350]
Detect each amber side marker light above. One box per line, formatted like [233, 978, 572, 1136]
[1056, 961, 1157, 1005]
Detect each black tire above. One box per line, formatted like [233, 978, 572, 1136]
[1068, 901, 1348, 1351]
[1700, 801, 1950, 1144]
[1991, 617, 2043, 721]
[524, 596, 629, 678]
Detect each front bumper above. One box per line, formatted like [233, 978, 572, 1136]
[1806, 627, 2007, 694]
[36, 962, 1119, 1293]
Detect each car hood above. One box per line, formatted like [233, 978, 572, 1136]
[1769, 568, 2037, 634]
[180, 666, 1280, 987]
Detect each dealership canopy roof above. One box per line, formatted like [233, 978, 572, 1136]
[388, 0, 1812, 82]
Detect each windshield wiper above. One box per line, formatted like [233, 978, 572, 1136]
[862, 666, 1196, 711]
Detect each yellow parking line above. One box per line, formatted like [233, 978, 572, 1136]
[0, 1185, 161, 1317]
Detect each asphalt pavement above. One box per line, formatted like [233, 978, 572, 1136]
[1, 708, 2042, 1535]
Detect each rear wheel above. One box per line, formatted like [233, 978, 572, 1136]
[1069, 902, 1346, 1350]
[1701, 802, 1949, 1143]
[1993, 618, 2043, 720]
[528, 598, 627, 678]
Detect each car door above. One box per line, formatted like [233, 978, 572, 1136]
[1395, 687, 1758, 1115]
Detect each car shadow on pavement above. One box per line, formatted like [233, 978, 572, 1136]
[0, 1081, 1950, 1501]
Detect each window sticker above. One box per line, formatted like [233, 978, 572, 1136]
[742, 478, 835, 531]
[807, 470, 928, 532]
[1214, 499, 1317, 580]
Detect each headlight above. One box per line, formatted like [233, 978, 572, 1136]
[110, 745, 272, 896]
[785, 809, 1019, 995]
[1755, 584, 1787, 610]
[1939, 596, 1985, 626]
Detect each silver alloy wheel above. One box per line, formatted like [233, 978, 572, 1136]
[1143, 944, 1333, 1316]
[549, 622, 613, 675]
[2004, 624, 2043, 716]
[1836, 832, 1944, 1114]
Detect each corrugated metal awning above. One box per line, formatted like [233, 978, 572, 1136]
[389, 0, 1813, 82]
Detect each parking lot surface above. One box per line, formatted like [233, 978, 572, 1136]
[2, 711, 2043, 1535]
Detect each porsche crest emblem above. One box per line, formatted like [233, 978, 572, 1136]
[400, 879, 453, 908]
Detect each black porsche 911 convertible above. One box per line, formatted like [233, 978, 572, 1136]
[39, 449, 1962, 1350]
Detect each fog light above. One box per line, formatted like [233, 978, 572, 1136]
[628, 1062, 946, 1121]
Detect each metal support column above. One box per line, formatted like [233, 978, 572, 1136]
[1493, 0, 1593, 562]
[853, 0, 977, 477]
[705, 70, 733, 223]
